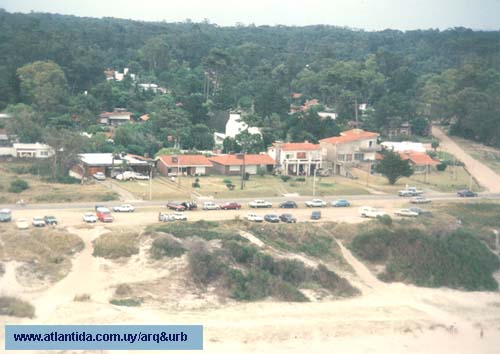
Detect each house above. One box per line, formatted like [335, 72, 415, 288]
[208, 154, 275, 175]
[99, 109, 133, 126]
[268, 141, 322, 176]
[77, 153, 152, 178]
[213, 111, 262, 147]
[13, 143, 54, 158]
[381, 141, 426, 153]
[157, 155, 213, 176]
[0, 129, 14, 157]
[320, 129, 380, 177]
[138, 83, 168, 94]
[398, 151, 439, 174]
[105, 67, 136, 82]
[317, 112, 337, 120]
[139, 114, 150, 122]
[386, 122, 412, 137]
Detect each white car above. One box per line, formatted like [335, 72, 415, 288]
[173, 212, 187, 221]
[16, 218, 29, 230]
[359, 206, 388, 218]
[82, 212, 98, 223]
[249, 200, 272, 208]
[395, 208, 419, 217]
[158, 212, 175, 222]
[93, 172, 106, 181]
[134, 174, 150, 180]
[32, 216, 46, 227]
[113, 204, 135, 212]
[246, 213, 264, 222]
[203, 202, 220, 210]
[410, 196, 431, 204]
[305, 199, 327, 207]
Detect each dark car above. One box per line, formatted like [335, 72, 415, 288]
[279, 201, 298, 208]
[457, 189, 478, 197]
[279, 213, 297, 223]
[180, 201, 197, 210]
[264, 214, 280, 223]
[220, 202, 242, 210]
[408, 207, 432, 216]
[310, 211, 322, 220]
[43, 216, 58, 225]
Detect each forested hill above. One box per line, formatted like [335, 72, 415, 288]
[1, 9, 499, 153]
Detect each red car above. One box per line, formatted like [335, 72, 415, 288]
[220, 202, 242, 210]
[166, 202, 186, 211]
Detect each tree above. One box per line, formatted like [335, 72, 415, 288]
[431, 140, 440, 151]
[17, 61, 69, 114]
[5, 104, 43, 143]
[375, 149, 413, 185]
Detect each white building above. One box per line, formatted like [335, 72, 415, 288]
[317, 112, 337, 120]
[225, 112, 261, 138]
[12, 143, 54, 158]
[381, 141, 426, 153]
[268, 142, 322, 176]
[106, 68, 136, 82]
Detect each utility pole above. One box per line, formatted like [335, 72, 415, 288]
[240, 152, 246, 190]
[148, 163, 153, 200]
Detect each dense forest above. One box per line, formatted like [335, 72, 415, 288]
[1, 8, 500, 162]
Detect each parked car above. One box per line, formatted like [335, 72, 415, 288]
[173, 212, 187, 221]
[43, 216, 58, 226]
[264, 214, 280, 223]
[82, 212, 98, 223]
[32, 216, 46, 227]
[113, 204, 135, 212]
[158, 212, 175, 222]
[166, 202, 186, 211]
[0, 209, 12, 222]
[203, 202, 220, 210]
[246, 213, 264, 222]
[305, 199, 327, 208]
[398, 187, 423, 197]
[220, 202, 242, 210]
[16, 218, 29, 230]
[96, 207, 114, 222]
[93, 172, 106, 181]
[331, 199, 350, 207]
[279, 213, 297, 223]
[310, 211, 322, 220]
[115, 171, 137, 181]
[395, 208, 419, 217]
[359, 206, 388, 218]
[410, 196, 431, 204]
[408, 207, 432, 216]
[180, 201, 197, 210]
[134, 174, 150, 180]
[279, 201, 297, 208]
[249, 200, 272, 208]
[457, 189, 478, 197]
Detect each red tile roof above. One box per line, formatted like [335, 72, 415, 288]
[399, 152, 439, 166]
[140, 114, 149, 121]
[279, 142, 320, 151]
[158, 155, 213, 167]
[320, 129, 379, 144]
[209, 154, 276, 166]
[291, 93, 303, 99]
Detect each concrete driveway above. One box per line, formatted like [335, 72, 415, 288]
[432, 126, 500, 193]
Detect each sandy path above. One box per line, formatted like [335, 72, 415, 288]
[432, 126, 500, 192]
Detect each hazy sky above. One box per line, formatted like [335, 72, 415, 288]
[1, 0, 498, 30]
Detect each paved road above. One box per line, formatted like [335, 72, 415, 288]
[432, 126, 500, 193]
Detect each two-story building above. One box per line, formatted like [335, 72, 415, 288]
[320, 129, 380, 177]
[267, 141, 322, 176]
[99, 109, 133, 126]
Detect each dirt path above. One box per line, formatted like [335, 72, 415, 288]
[100, 180, 143, 202]
[432, 126, 500, 193]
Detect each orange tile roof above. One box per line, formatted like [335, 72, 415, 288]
[399, 152, 439, 166]
[320, 129, 379, 144]
[140, 114, 149, 121]
[209, 154, 276, 166]
[159, 155, 213, 167]
[279, 142, 320, 151]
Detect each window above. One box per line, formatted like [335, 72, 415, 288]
[354, 153, 364, 161]
[296, 152, 306, 159]
[285, 154, 293, 159]
[337, 154, 345, 161]
[40, 151, 49, 156]
[346, 154, 353, 161]
[369, 141, 373, 147]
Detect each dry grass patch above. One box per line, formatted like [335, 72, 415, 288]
[0, 224, 84, 283]
[0, 296, 35, 318]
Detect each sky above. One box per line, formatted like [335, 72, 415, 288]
[0, 0, 499, 31]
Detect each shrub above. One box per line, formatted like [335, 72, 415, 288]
[109, 298, 142, 307]
[280, 175, 291, 182]
[8, 178, 29, 193]
[114, 284, 132, 296]
[257, 166, 266, 176]
[377, 214, 393, 226]
[0, 296, 35, 318]
[92, 232, 139, 259]
[188, 243, 224, 286]
[295, 177, 306, 182]
[73, 294, 91, 302]
[223, 179, 232, 185]
[192, 181, 200, 188]
[150, 236, 185, 259]
[436, 162, 448, 171]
